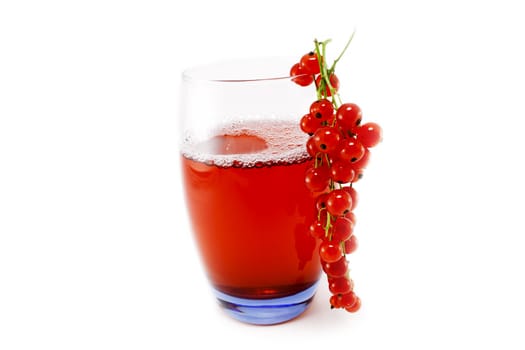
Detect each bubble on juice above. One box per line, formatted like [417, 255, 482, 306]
[181, 120, 310, 168]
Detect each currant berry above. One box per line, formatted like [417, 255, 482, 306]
[315, 192, 330, 211]
[343, 210, 356, 224]
[322, 256, 348, 278]
[300, 113, 322, 135]
[313, 127, 341, 153]
[337, 138, 365, 163]
[349, 150, 370, 183]
[330, 294, 343, 309]
[345, 296, 361, 312]
[304, 166, 330, 192]
[300, 52, 321, 75]
[336, 103, 362, 131]
[341, 291, 358, 309]
[355, 122, 383, 148]
[344, 235, 358, 254]
[319, 240, 343, 263]
[306, 137, 319, 157]
[330, 160, 355, 184]
[326, 189, 352, 217]
[309, 220, 326, 240]
[316, 74, 340, 97]
[328, 276, 353, 295]
[342, 186, 358, 211]
[331, 217, 354, 242]
[309, 99, 334, 122]
[351, 147, 370, 169]
[290, 63, 314, 86]
[351, 167, 365, 183]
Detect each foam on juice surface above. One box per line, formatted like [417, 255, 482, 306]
[181, 120, 310, 167]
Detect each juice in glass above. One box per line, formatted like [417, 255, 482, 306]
[181, 120, 321, 300]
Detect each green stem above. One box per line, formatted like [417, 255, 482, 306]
[313, 39, 324, 101]
[324, 212, 332, 239]
[317, 207, 326, 222]
[314, 75, 322, 100]
[320, 42, 334, 99]
[329, 178, 335, 191]
[330, 31, 355, 73]
[319, 39, 341, 108]
[324, 153, 331, 167]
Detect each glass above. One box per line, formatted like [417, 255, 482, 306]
[179, 58, 321, 325]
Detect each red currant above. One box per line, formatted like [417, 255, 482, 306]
[344, 235, 358, 254]
[328, 276, 353, 294]
[328, 74, 340, 94]
[304, 166, 330, 192]
[300, 113, 322, 135]
[309, 220, 326, 240]
[345, 295, 361, 312]
[309, 99, 334, 122]
[355, 122, 383, 148]
[319, 240, 343, 263]
[313, 127, 341, 153]
[341, 291, 358, 309]
[349, 151, 369, 183]
[342, 186, 358, 211]
[306, 136, 319, 157]
[331, 217, 354, 242]
[300, 52, 321, 75]
[351, 167, 365, 183]
[322, 256, 348, 278]
[351, 147, 370, 169]
[337, 138, 365, 163]
[326, 189, 352, 216]
[343, 210, 356, 224]
[316, 74, 340, 97]
[336, 103, 362, 131]
[330, 160, 355, 184]
[290, 63, 314, 86]
[330, 294, 343, 309]
[315, 192, 330, 211]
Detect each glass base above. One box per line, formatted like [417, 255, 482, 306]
[213, 282, 318, 325]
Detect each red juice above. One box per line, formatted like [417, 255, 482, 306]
[181, 120, 321, 299]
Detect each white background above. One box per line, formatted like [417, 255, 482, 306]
[1, 0, 525, 349]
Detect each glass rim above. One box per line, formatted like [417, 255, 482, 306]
[181, 56, 308, 83]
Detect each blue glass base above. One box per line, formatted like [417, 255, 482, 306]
[213, 283, 318, 325]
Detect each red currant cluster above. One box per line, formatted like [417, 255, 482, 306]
[290, 38, 382, 312]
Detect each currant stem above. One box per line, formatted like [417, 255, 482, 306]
[320, 42, 339, 105]
[324, 212, 332, 238]
[330, 31, 355, 73]
[314, 73, 322, 100]
[313, 38, 341, 108]
[313, 39, 324, 102]
[317, 207, 326, 221]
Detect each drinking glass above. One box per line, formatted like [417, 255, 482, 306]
[179, 57, 321, 325]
